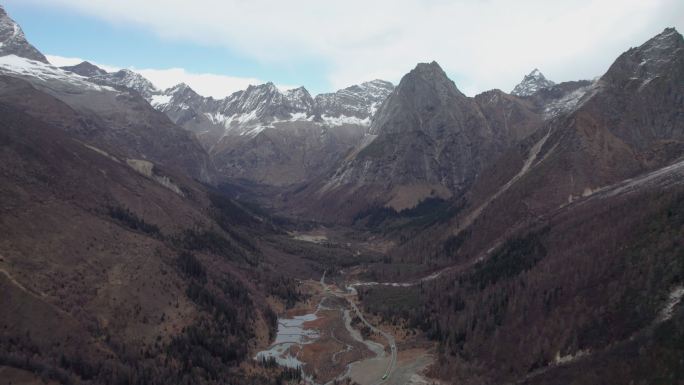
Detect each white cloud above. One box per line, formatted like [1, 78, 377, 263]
[25, 0, 684, 95]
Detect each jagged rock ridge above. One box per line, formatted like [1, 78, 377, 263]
[60, 61, 108, 77]
[511, 68, 555, 96]
[0, 5, 48, 63]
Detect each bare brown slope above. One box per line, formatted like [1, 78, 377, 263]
[0, 73, 215, 184]
[377, 28, 683, 269]
[360, 160, 684, 384]
[442, 28, 684, 259]
[0, 102, 310, 384]
[355, 28, 684, 384]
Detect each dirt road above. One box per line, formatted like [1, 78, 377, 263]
[321, 272, 397, 384]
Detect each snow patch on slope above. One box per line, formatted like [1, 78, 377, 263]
[321, 114, 371, 127]
[0, 55, 115, 91]
[658, 286, 684, 322]
[149, 93, 172, 107]
[543, 82, 598, 119]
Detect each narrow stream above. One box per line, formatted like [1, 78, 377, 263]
[255, 312, 320, 368]
[255, 273, 421, 385]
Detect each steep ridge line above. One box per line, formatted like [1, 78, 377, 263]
[348, 158, 684, 291]
[454, 127, 554, 235]
[512, 284, 684, 385]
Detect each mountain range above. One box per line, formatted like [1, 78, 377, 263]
[0, 3, 682, 385]
[61, 60, 394, 186]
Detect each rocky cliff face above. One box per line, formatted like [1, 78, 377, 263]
[511, 68, 555, 96]
[0, 6, 47, 63]
[327, 62, 489, 198]
[314, 79, 394, 122]
[596, 27, 684, 151]
[440, 27, 684, 251]
[535, 27, 684, 201]
[300, 61, 543, 220]
[91, 69, 160, 99]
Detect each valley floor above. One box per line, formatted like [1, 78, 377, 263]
[256, 268, 440, 385]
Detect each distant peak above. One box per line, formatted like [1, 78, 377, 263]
[91, 68, 158, 97]
[109, 69, 152, 82]
[168, 82, 195, 94]
[247, 82, 280, 93]
[285, 86, 312, 101]
[527, 68, 547, 78]
[511, 68, 555, 96]
[61, 61, 108, 77]
[116, 69, 136, 75]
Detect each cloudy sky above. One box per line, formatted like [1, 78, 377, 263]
[6, 0, 683, 97]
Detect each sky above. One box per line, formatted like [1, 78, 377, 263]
[5, 0, 683, 98]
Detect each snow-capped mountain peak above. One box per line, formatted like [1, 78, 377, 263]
[511, 68, 555, 96]
[285, 86, 314, 112]
[168, 82, 192, 93]
[314, 79, 394, 122]
[0, 54, 118, 93]
[0, 6, 48, 63]
[53, 57, 394, 137]
[91, 69, 158, 98]
[162, 83, 201, 101]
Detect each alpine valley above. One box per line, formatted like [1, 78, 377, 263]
[0, 4, 682, 385]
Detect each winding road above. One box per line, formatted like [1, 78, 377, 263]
[320, 271, 397, 384]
